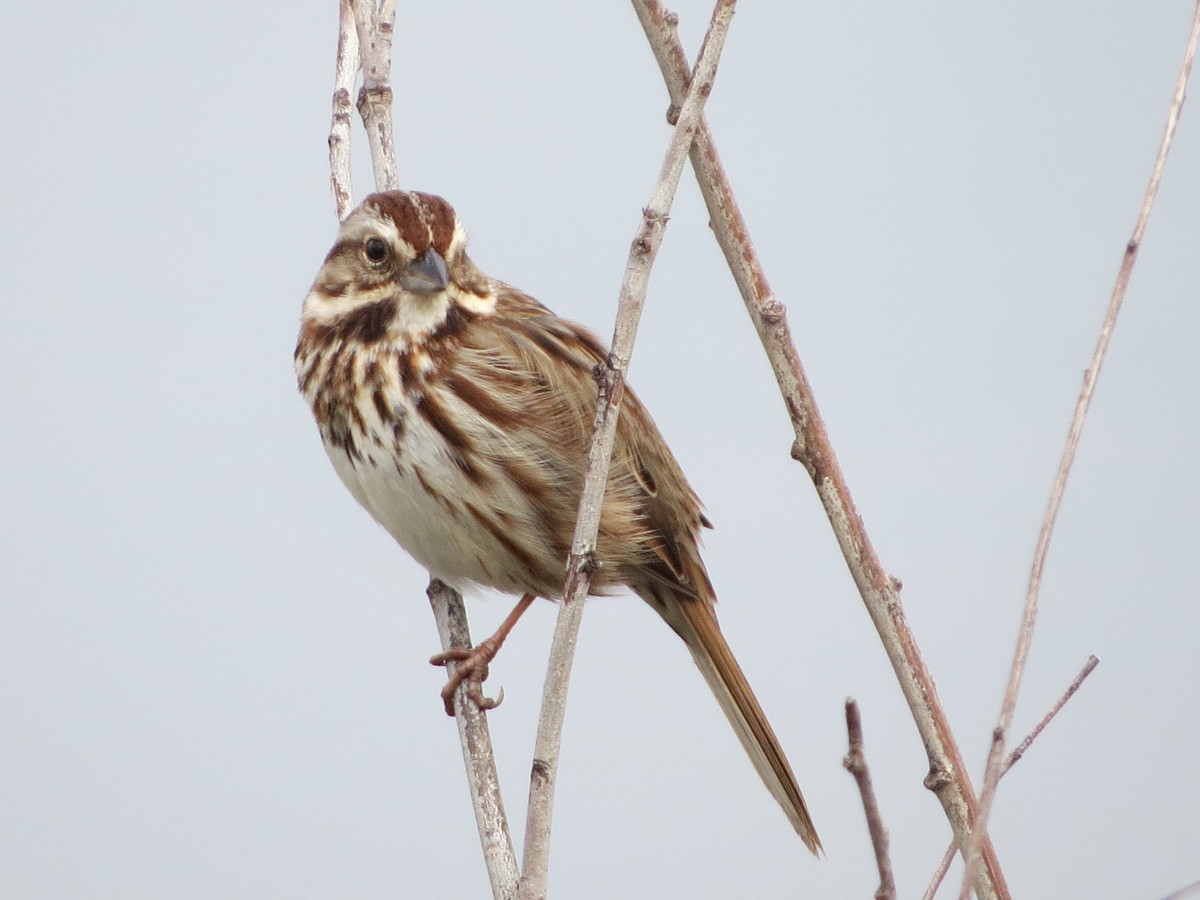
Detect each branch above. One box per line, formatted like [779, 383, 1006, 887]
[517, 3, 738, 897]
[923, 656, 1100, 900]
[629, 2, 1006, 896]
[958, 6, 1200, 894]
[427, 581, 520, 899]
[352, 0, 398, 192]
[1162, 880, 1200, 900]
[328, 0, 358, 220]
[843, 699, 897, 900]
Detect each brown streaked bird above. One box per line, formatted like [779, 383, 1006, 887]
[294, 190, 821, 854]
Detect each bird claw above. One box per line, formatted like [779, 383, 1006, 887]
[430, 644, 503, 717]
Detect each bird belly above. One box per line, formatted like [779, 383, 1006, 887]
[323, 400, 559, 599]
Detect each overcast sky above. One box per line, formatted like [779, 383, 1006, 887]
[2, 2, 1198, 898]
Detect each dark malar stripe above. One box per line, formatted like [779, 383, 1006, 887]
[433, 302, 474, 341]
[299, 299, 398, 350]
[337, 297, 397, 343]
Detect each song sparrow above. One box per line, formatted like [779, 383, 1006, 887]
[294, 190, 821, 854]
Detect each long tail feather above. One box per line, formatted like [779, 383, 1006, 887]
[663, 594, 822, 855]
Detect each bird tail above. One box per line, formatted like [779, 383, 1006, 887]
[661, 593, 822, 856]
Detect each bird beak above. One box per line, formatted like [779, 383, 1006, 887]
[397, 248, 448, 294]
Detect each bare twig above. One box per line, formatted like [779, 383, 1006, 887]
[630, 2, 1006, 896]
[844, 699, 897, 900]
[352, 0, 398, 192]
[1002, 655, 1100, 775]
[923, 656, 1100, 900]
[958, 7, 1200, 895]
[517, 4, 738, 898]
[329, 0, 358, 220]
[427, 581, 520, 900]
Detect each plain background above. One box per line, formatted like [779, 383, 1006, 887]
[2, 2, 1198, 897]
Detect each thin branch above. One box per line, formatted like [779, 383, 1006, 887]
[924, 843, 958, 900]
[329, 0, 358, 220]
[629, 2, 1006, 896]
[517, 4, 738, 897]
[427, 580, 520, 900]
[959, 7, 1200, 895]
[923, 656, 1100, 900]
[843, 699, 897, 900]
[331, 7, 518, 897]
[352, 0, 398, 192]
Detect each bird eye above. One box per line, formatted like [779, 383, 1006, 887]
[363, 237, 388, 263]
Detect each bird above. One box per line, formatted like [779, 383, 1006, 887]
[294, 190, 821, 854]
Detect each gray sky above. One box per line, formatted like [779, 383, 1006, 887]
[2, 2, 1198, 897]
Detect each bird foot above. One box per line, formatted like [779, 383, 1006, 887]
[430, 640, 504, 717]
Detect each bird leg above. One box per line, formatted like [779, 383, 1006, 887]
[430, 593, 536, 717]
